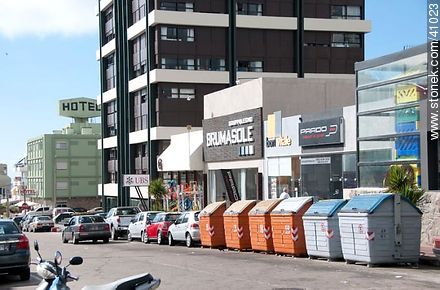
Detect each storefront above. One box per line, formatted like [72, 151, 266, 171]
[203, 108, 264, 203]
[264, 106, 357, 200]
[355, 44, 435, 189]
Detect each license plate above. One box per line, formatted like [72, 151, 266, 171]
[0, 244, 8, 252]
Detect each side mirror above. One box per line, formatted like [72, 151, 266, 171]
[69, 256, 83, 266]
[55, 251, 62, 266]
[34, 240, 39, 251]
[131, 218, 136, 223]
[64, 223, 70, 227]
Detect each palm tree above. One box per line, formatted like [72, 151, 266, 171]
[383, 165, 424, 204]
[148, 178, 167, 210]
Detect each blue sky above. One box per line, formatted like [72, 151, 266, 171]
[0, 0, 427, 178]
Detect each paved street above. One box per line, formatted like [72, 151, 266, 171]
[1, 232, 440, 290]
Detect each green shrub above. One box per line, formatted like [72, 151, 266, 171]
[148, 178, 167, 210]
[383, 165, 424, 204]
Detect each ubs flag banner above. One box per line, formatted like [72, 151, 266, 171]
[221, 169, 240, 202]
[299, 117, 344, 146]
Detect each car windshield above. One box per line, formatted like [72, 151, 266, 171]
[194, 212, 200, 221]
[79, 216, 105, 223]
[0, 222, 20, 235]
[147, 213, 159, 221]
[116, 208, 140, 215]
[165, 214, 180, 222]
[37, 216, 51, 221]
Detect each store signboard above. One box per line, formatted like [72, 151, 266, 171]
[203, 108, 263, 162]
[265, 113, 301, 157]
[299, 117, 344, 146]
[123, 174, 150, 187]
[301, 157, 331, 165]
[221, 169, 240, 202]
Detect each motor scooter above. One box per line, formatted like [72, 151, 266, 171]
[33, 240, 161, 290]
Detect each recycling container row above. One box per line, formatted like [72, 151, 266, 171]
[200, 197, 314, 256]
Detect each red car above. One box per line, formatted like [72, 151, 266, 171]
[143, 212, 180, 245]
[433, 236, 440, 260]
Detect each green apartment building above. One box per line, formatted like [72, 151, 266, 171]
[27, 98, 102, 209]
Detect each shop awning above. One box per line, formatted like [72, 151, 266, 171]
[157, 130, 204, 172]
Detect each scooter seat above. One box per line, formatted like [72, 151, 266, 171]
[82, 273, 159, 290]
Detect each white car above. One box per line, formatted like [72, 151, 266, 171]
[167, 211, 200, 247]
[127, 211, 162, 242]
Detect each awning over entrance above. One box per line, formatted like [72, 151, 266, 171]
[157, 129, 203, 172]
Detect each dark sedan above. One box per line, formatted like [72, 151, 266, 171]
[62, 215, 111, 244]
[0, 219, 30, 280]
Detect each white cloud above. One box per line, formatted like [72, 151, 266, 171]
[0, 0, 98, 38]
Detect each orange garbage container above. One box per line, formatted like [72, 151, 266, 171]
[271, 197, 314, 256]
[248, 199, 282, 253]
[223, 200, 257, 250]
[199, 201, 227, 248]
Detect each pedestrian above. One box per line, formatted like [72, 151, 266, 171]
[280, 187, 290, 199]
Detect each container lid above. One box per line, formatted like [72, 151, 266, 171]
[271, 197, 313, 214]
[224, 200, 257, 215]
[199, 201, 226, 216]
[339, 194, 393, 214]
[249, 199, 282, 215]
[304, 199, 348, 217]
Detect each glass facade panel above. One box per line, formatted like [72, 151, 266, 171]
[359, 164, 421, 187]
[359, 135, 420, 163]
[357, 76, 427, 112]
[359, 107, 420, 138]
[358, 53, 427, 87]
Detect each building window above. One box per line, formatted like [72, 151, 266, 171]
[106, 100, 117, 137]
[162, 87, 195, 100]
[104, 54, 116, 91]
[56, 161, 68, 170]
[103, 6, 115, 44]
[331, 5, 361, 20]
[55, 141, 68, 150]
[160, 26, 194, 42]
[131, 34, 147, 78]
[133, 89, 148, 131]
[160, 2, 194, 12]
[134, 143, 148, 174]
[331, 33, 361, 48]
[237, 60, 263, 72]
[160, 57, 195, 70]
[237, 3, 263, 16]
[197, 58, 226, 71]
[56, 181, 68, 190]
[132, 0, 146, 24]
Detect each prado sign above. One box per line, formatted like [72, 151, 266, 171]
[203, 108, 263, 162]
[59, 97, 101, 119]
[299, 117, 344, 146]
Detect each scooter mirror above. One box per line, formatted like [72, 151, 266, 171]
[55, 251, 63, 265]
[34, 240, 39, 252]
[70, 256, 83, 266]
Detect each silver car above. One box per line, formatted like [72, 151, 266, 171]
[167, 211, 200, 247]
[127, 211, 162, 242]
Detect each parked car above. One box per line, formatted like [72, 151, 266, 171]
[62, 215, 111, 244]
[105, 206, 141, 240]
[433, 236, 440, 260]
[12, 216, 24, 228]
[28, 216, 54, 232]
[28, 206, 52, 217]
[144, 212, 180, 245]
[53, 212, 75, 225]
[87, 207, 103, 214]
[167, 211, 200, 247]
[0, 219, 31, 281]
[127, 211, 162, 242]
[20, 214, 37, 232]
[95, 212, 107, 218]
[52, 207, 74, 218]
[72, 207, 88, 213]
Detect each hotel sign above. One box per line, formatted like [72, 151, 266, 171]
[59, 97, 101, 118]
[203, 108, 263, 162]
[299, 117, 344, 146]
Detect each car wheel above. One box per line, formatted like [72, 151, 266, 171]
[111, 227, 118, 240]
[143, 231, 150, 244]
[19, 267, 30, 281]
[73, 235, 79, 244]
[62, 233, 68, 244]
[186, 233, 193, 248]
[157, 231, 163, 245]
[168, 233, 175, 246]
[127, 231, 133, 242]
[103, 238, 109, 244]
